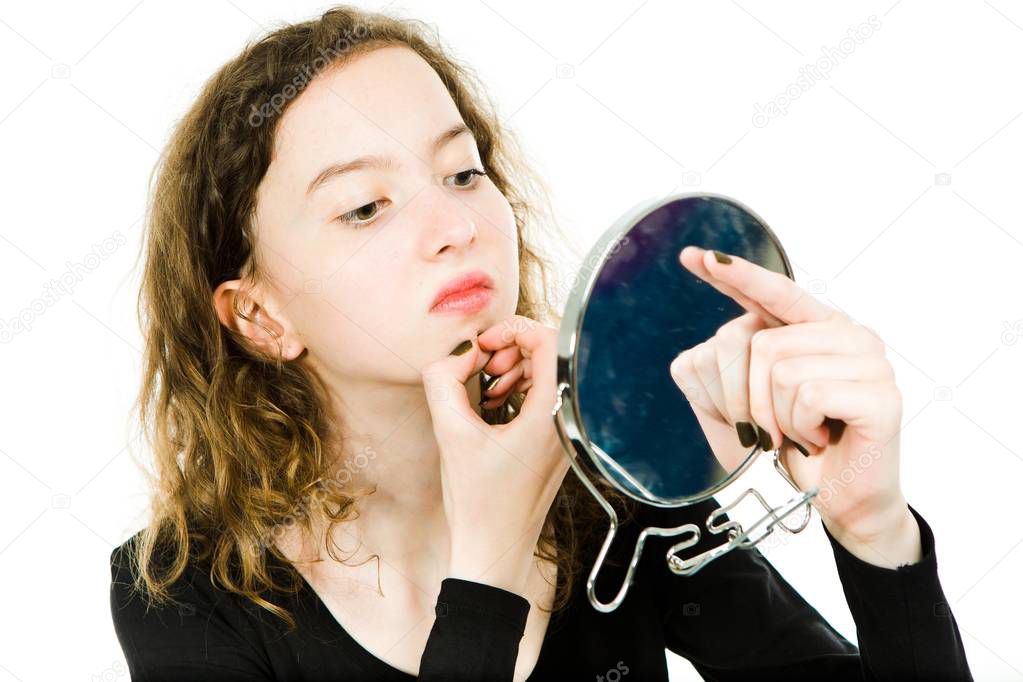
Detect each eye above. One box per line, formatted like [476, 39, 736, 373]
[336, 200, 388, 228]
[444, 168, 487, 188]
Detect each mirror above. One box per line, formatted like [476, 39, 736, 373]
[553, 192, 819, 612]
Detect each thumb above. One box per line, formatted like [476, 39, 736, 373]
[421, 337, 485, 436]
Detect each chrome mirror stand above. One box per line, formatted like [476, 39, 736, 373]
[553, 382, 819, 613]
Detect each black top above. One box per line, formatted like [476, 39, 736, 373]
[109, 498, 973, 681]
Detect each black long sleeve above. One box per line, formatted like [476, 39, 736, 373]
[110, 539, 532, 681]
[822, 505, 971, 680]
[418, 578, 530, 681]
[110, 541, 276, 680]
[651, 502, 972, 680]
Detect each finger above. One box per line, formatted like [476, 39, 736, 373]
[487, 357, 537, 409]
[491, 321, 557, 429]
[714, 314, 768, 448]
[690, 246, 842, 326]
[771, 362, 828, 454]
[752, 320, 884, 359]
[679, 246, 785, 327]
[513, 357, 534, 393]
[481, 358, 526, 403]
[482, 344, 522, 377]
[749, 321, 884, 449]
[518, 356, 532, 382]
[771, 354, 894, 444]
[421, 337, 484, 436]
[791, 379, 901, 446]
[692, 342, 730, 426]
[669, 349, 719, 417]
[478, 315, 540, 352]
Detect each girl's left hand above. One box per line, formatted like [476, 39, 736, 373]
[670, 246, 919, 564]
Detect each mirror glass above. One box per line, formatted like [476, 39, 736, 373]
[574, 194, 792, 503]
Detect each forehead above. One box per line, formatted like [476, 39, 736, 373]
[272, 45, 464, 170]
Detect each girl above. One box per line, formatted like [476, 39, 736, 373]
[110, 6, 972, 680]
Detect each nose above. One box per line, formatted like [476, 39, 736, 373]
[417, 185, 478, 257]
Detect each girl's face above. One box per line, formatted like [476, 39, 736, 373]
[250, 45, 519, 386]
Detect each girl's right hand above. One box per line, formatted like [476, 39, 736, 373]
[420, 315, 571, 595]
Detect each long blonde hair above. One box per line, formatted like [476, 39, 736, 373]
[126, 4, 636, 631]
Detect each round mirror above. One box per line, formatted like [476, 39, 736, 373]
[557, 192, 793, 505]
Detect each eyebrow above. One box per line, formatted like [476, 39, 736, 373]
[305, 123, 472, 197]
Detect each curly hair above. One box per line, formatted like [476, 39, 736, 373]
[124, 3, 638, 632]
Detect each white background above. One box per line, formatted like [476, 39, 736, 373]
[1, 1, 1021, 680]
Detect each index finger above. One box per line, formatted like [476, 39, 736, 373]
[477, 315, 542, 350]
[478, 315, 557, 427]
[694, 247, 840, 326]
[679, 246, 785, 327]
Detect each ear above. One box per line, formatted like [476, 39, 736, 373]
[212, 279, 304, 361]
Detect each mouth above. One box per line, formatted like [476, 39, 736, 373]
[429, 269, 496, 315]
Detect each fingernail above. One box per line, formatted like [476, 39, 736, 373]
[484, 375, 502, 393]
[736, 422, 758, 448]
[789, 439, 811, 458]
[450, 339, 473, 356]
[824, 417, 846, 444]
[756, 425, 774, 451]
[713, 250, 733, 264]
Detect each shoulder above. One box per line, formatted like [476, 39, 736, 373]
[109, 529, 273, 678]
[109, 529, 198, 612]
[108, 529, 221, 632]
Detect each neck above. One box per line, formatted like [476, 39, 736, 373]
[297, 369, 487, 576]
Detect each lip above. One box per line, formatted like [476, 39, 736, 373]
[429, 269, 496, 314]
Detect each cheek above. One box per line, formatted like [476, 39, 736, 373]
[481, 185, 518, 242]
[482, 191, 520, 311]
[301, 252, 422, 372]
[321, 253, 404, 337]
